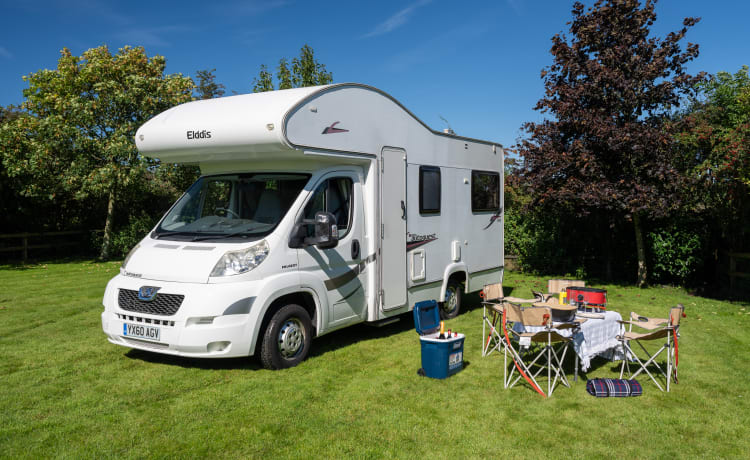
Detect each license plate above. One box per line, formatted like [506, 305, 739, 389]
[123, 323, 161, 341]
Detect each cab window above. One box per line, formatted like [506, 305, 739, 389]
[304, 177, 353, 238]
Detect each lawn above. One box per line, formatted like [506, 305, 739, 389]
[1, 260, 749, 458]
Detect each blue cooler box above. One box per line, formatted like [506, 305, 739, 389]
[413, 300, 465, 379]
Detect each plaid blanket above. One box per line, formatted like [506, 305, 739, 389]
[586, 378, 642, 397]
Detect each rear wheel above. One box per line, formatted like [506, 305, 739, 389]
[260, 304, 312, 370]
[440, 281, 462, 319]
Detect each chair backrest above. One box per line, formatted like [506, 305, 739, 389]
[483, 283, 504, 302]
[547, 279, 585, 294]
[253, 189, 282, 223]
[669, 304, 685, 327]
[504, 302, 550, 326]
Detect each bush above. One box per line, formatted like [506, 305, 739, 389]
[648, 225, 703, 285]
[109, 214, 157, 258]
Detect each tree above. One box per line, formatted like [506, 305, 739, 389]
[675, 66, 750, 251]
[517, 0, 704, 286]
[252, 44, 333, 92]
[253, 64, 274, 93]
[0, 45, 194, 259]
[194, 68, 226, 99]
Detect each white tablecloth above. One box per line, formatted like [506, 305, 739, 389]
[513, 310, 626, 372]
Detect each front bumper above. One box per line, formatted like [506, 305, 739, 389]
[101, 275, 261, 358]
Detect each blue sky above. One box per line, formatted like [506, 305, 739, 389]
[1, 0, 748, 147]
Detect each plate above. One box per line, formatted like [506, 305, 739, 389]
[123, 323, 161, 341]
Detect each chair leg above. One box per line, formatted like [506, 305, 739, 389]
[628, 341, 666, 392]
[619, 339, 630, 379]
[667, 334, 672, 393]
[547, 335, 552, 397]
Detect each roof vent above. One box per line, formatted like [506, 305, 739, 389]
[443, 128, 455, 135]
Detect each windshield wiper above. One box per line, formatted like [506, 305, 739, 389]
[153, 230, 198, 239]
[191, 230, 257, 242]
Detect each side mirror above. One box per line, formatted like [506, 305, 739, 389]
[288, 211, 338, 249]
[312, 211, 338, 249]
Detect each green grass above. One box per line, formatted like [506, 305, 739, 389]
[1, 261, 749, 458]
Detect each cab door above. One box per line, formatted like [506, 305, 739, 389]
[296, 171, 367, 328]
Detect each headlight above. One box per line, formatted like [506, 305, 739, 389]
[121, 244, 141, 271]
[210, 240, 270, 277]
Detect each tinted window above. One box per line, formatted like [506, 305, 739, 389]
[304, 177, 353, 237]
[419, 166, 441, 214]
[471, 171, 500, 212]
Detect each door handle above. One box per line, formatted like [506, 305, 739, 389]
[401, 200, 406, 219]
[351, 239, 360, 260]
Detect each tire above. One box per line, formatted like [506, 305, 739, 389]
[440, 281, 462, 319]
[259, 304, 313, 370]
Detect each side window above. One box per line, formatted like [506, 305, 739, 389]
[419, 166, 441, 214]
[304, 177, 353, 237]
[471, 171, 500, 212]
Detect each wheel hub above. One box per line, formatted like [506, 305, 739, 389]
[444, 288, 457, 313]
[278, 318, 304, 358]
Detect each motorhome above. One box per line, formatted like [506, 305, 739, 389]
[101, 83, 504, 369]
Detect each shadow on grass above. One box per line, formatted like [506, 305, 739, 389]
[124, 349, 263, 370]
[122, 295, 484, 370]
[308, 312, 415, 359]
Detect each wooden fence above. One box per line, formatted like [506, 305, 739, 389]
[504, 254, 520, 271]
[728, 252, 750, 296]
[0, 230, 97, 262]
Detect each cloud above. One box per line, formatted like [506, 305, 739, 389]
[362, 0, 433, 39]
[0, 46, 12, 59]
[385, 22, 490, 72]
[113, 25, 192, 48]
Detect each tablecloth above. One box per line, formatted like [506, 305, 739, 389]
[513, 310, 626, 372]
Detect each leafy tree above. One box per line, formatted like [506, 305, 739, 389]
[252, 44, 332, 92]
[0, 45, 194, 259]
[517, 0, 704, 286]
[277, 58, 293, 90]
[194, 68, 225, 99]
[0, 106, 22, 125]
[253, 64, 274, 93]
[675, 66, 750, 251]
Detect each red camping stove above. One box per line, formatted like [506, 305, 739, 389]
[566, 286, 607, 310]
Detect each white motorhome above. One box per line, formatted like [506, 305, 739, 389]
[101, 83, 504, 369]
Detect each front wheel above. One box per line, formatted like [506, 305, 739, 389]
[260, 304, 313, 370]
[440, 282, 462, 319]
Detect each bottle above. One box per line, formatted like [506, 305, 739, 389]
[438, 321, 445, 340]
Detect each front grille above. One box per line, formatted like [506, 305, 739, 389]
[116, 313, 175, 327]
[118, 289, 184, 316]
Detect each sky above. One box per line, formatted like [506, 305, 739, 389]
[1, 0, 748, 148]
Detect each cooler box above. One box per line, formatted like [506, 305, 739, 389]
[413, 300, 465, 379]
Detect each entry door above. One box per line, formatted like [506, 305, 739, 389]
[380, 148, 407, 310]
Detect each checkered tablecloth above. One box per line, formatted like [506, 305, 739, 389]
[513, 310, 626, 372]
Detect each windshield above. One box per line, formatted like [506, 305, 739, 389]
[153, 173, 310, 241]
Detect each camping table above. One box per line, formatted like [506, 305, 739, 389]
[571, 311, 626, 373]
[513, 310, 626, 379]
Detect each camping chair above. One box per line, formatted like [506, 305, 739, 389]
[501, 302, 580, 397]
[617, 304, 685, 392]
[481, 283, 544, 357]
